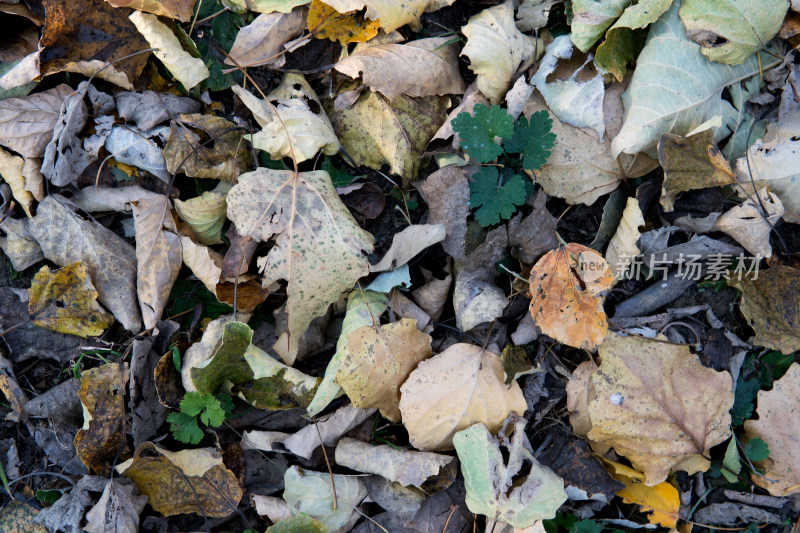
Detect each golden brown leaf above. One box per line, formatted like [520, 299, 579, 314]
[117, 443, 244, 517]
[336, 318, 432, 421]
[604, 460, 680, 528]
[29, 262, 114, 338]
[398, 343, 527, 451]
[308, 0, 380, 43]
[105, 0, 197, 22]
[713, 187, 784, 258]
[588, 333, 733, 485]
[323, 0, 455, 32]
[74, 363, 129, 474]
[528, 243, 614, 351]
[744, 363, 800, 496]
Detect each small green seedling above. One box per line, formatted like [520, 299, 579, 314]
[167, 391, 230, 444]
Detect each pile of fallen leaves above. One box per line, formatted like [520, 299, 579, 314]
[1, 0, 800, 531]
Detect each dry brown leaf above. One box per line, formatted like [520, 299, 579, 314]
[729, 266, 800, 355]
[454, 226, 508, 332]
[0, 147, 36, 217]
[411, 259, 452, 322]
[507, 191, 558, 265]
[588, 333, 734, 485]
[713, 187, 784, 258]
[605, 198, 645, 281]
[0, 84, 71, 158]
[417, 164, 471, 260]
[744, 363, 800, 496]
[132, 196, 182, 330]
[336, 318, 432, 421]
[226, 168, 374, 365]
[657, 129, 736, 212]
[528, 243, 614, 351]
[117, 443, 243, 517]
[226, 9, 307, 68]
[29, 262, 114, 338]
[179, 234, 223, 295]
[565, 360, 597, 439]
[105, 0, 197, 22]
[74, 363, 129, 474]
[334, 37, 465, 101]
[323, 0, 455, 32]
[398, 343, 527, 451]
[84, 478, 148, 533]
[0, 217, 43, 271]
[369, 224, 446, 272]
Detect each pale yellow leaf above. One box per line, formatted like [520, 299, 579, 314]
[323, 0, 456, 32]
[605, 197, 644, 281]
[714, 187, 783, 258]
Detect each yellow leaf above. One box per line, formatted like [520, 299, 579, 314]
[323, 0, 455, 33]
[308, 0, 380, 44]
[605, 197, 645, 282]
[29, 262, 114, 338]
[0, 146, 36, 217]
[604, 460, 680, 528]
[528, 243, 614, 351]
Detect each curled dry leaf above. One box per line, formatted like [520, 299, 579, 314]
[335, 437, 455, 488]
[29, 262, 114, 338]
[117, 443, 244, 517]
[528, 243, 614, 351]
[460, 2, 541, 104]
[74, 363, 129, 474]
[744, 363, 800, 496]
[605, 197, 644, 281]
[334, 37, 465, 101]
[283, 465, 368, 531]
[227, 168, 374, 365]
[0, 217, 43, 271]
[588, 333, 734, 485]
[226, 9, 306, 68]
[336, 318, 432, 421]
[105, 125, 171, 182]
[105, 0, 197, 22]
[323, 0, 456, 32]
[399, 343, 527, 451]
[0, 84, 72, 158]
[713, 187, 784, 258]
[132, 196, 182, 330]
[174, 183, 230, 245]
[369, 223, 446, 272]
[0, 147, 36, 217]
[115, 91, 200, 131]
[84, 478, 148, 533]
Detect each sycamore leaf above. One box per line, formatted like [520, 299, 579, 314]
[226, 168, 374, 365]
[588, 333, 734, 485]
[336, 318, 432, 421]
[713, 187, 784, 258]
[399, 343, 527, 451]
[226, 9, 306, 68]
[174, 183, 231, 245]
[283, 465, 367, 530]
[74, 363, 128, 474]
[460, 2, 540, 104]
[29, 262, 114, 337]
[451, 104, 513, 163]
[132, 195, 182, 330]
[744, 363, 800, 495]
[528, 244, 614, 351]
[611, 2, 769, 158]
[117, 443, 243, 517]
[306, 290, 389, 417]
[469, 167, 527, 227]
[729, 266, 800, 354]
[308, 0, 380, 43]
[334, 37, 465, 101]
[0, 84, 72, 158]
[571, 0, 632, 52]
[604, 460, 680, 528]
[329, 83, 449, 183]
[505, 110, 556, 171]
[129, 11, 209, 90]
[679, 0, 788, 65]
[323, 0, 456, 32]
[453, 418, 567, 528]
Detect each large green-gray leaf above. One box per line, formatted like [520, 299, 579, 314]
[571, 0, 633, 52]
[283, 466, 367, 531]
[611, 1, 769, 158]
[679, 0, 788, 65]
[306, 290, 388, 417]
[453, 418, 567, 528]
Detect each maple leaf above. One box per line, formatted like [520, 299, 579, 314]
[505, 110, 557, 171]
[451, 104, 513, 163]
[469, 166, 527, 227]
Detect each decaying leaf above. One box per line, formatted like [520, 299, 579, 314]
[164, 114, 251, 181]
[611, 2, 769, 158]
[308, 0, 380, 43]
[369, 224, 446, 272]
[0, 84, 71, 158]
[0, 146, 36, 217]
[74, 363, 129, 474]
[115, 90, 200, 131]
[0, 501, 47, 533]
[283, 465, 367, 530]
[336, 318, 432, 421]
[117, 443, 244, 517]
[729, 266, 800, 354]
[744, 363, 800, 496]
[132, 196, 182, 330]
[224, 0, 309, 14]
[129, 11, 209, 90]
[460, 2, 541, 104]
[714, 187, 783, 258]
[605, 460, 680, 528]
[418, 164, 471, 260]
[453, 417, 567, 528]
[267, 514, 328, 532]
[323, 0, 456, 32]
[29, 262, 114, 337]
[657, 129, 736, 211]
[105, 125, 171, 182]
[571, 0, 632, 52]
[28, 195, 142, 331]
[329, 83, 449, 183]
[334, 37, 465, 101]
[516, 0, 560, 32]
[0, 217, 43, 271]
[399, 343, 528, 451]
[679, 0, 788, 65]
[105, 0, 198, 22]
[227, 168, 374, 365]
[84, 478, 148, 533]
[528, 243, 614, 351]
[588, 333, 734, 485]
[453, 226, 508, 332]
[226, 9, 306, 68]
[605, 197, 644, 281]
[335, 437, 455, 488]
[33, 476, 108, 533]
[188, 321, 320, 409]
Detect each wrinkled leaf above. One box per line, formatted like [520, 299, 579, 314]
[714, 187, 783, 258]
[323, 0, 455, 32]
[283, 465, 367, 530]
[84, 479, 148, 533]
[164, 114, 251, 181]
[308, 0, 380, 43]
[0, 84, 71, 158]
